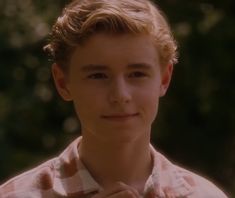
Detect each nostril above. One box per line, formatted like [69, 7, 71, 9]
[108, 89, 131, 104]
[108, 78, 132, 104]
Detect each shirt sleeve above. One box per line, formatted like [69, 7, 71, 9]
[188, 172, 229, 198]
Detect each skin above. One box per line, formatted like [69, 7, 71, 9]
[52, 33, 173, 197]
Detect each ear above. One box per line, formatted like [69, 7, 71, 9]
[51, 63, 72, 101]
[160, 64, 173, 97]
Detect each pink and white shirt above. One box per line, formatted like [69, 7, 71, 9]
[0, 137, 228, 198]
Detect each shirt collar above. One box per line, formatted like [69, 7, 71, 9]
[144, 145, 194, 197]
[54, 137, 194, 197]
[53, 137, 101, 196]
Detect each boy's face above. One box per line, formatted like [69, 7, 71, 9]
[53, 33, 173, 142]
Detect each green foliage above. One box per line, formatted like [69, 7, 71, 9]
[0, 0, 234, 196]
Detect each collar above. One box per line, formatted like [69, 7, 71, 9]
[144, 145, 194, 197]
[53, 137, 194, 197]
[53, 137, 101, 196]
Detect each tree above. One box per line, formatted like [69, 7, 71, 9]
[0, 0, 234, 196]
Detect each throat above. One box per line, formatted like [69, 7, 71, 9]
[79, 137, 153, 192]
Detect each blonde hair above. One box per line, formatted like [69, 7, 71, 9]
[44, 0, 178, 70]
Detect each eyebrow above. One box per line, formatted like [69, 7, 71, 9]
[127, 63, 153, 70]
[80, 63, 153, 72]
[80, 64, 108, 72]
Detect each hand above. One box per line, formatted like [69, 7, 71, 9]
[91, 182, 140, 198]
[91, 182, 156, 198]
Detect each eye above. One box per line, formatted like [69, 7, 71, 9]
[87, 73, 108, 79]
[129, 71, 147, 78]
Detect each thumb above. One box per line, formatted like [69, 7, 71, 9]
[144, 189, 156, 198]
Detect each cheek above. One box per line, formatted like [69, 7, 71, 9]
[139, 81, 161, 104]
[70, 90, 91, 118]
[147, 96, 160, 124]
[147, 92, 160, 113]
[72, 90, 104, 118]
[138, 88, 160, 117]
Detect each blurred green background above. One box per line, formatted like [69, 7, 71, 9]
[0, 0, 234, 196]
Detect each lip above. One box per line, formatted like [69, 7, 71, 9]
[101, 113, 139, 121]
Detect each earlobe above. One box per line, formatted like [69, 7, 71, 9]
[51, 63, 72, 101]
[160, 64, 173, 97]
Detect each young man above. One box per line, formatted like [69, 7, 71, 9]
[0, 0, 228, 197]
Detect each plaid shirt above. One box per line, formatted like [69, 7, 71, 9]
[0, 137, 228, 198]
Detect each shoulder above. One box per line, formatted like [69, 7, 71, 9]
[0, 137, 84, 198]
[151, 149, 228, 198]
[173, 164, 228, 198]
[0, 158, 57, 198]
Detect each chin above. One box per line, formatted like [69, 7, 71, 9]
[101, 129, 146, 144]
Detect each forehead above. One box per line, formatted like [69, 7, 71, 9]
[70, 33, 160, 68]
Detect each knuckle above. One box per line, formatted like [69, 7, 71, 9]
[115, 181, 126, 189]
[116, 181, 125, 187]
[123, 190, 135, 198]
[91, 194, 99, 198]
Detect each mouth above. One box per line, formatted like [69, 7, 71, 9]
[101, 113, 139, 121]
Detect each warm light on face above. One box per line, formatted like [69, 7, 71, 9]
[53, 33, 172, 143]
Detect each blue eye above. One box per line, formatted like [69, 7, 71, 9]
[87, 73, 107, 79]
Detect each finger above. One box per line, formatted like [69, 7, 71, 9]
[108, 189, 139, 198]
[92, 182, 139, 198]
[144, 189, 155, 198]
[163, 187, 175, 198]
[118, 182, 139, 198]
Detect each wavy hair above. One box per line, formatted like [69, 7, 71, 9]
[44, 0, 178, 70]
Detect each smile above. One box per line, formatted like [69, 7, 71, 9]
[101, 113, 139, 121]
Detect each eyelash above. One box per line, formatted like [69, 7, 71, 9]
[128, 71, 147, 78]
[87, 71, 148, 79]
[87, 73, 107, 79]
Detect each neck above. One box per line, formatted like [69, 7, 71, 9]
[79, 132, 152, 192]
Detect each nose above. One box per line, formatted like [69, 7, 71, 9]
[108, 77, 132, 105]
